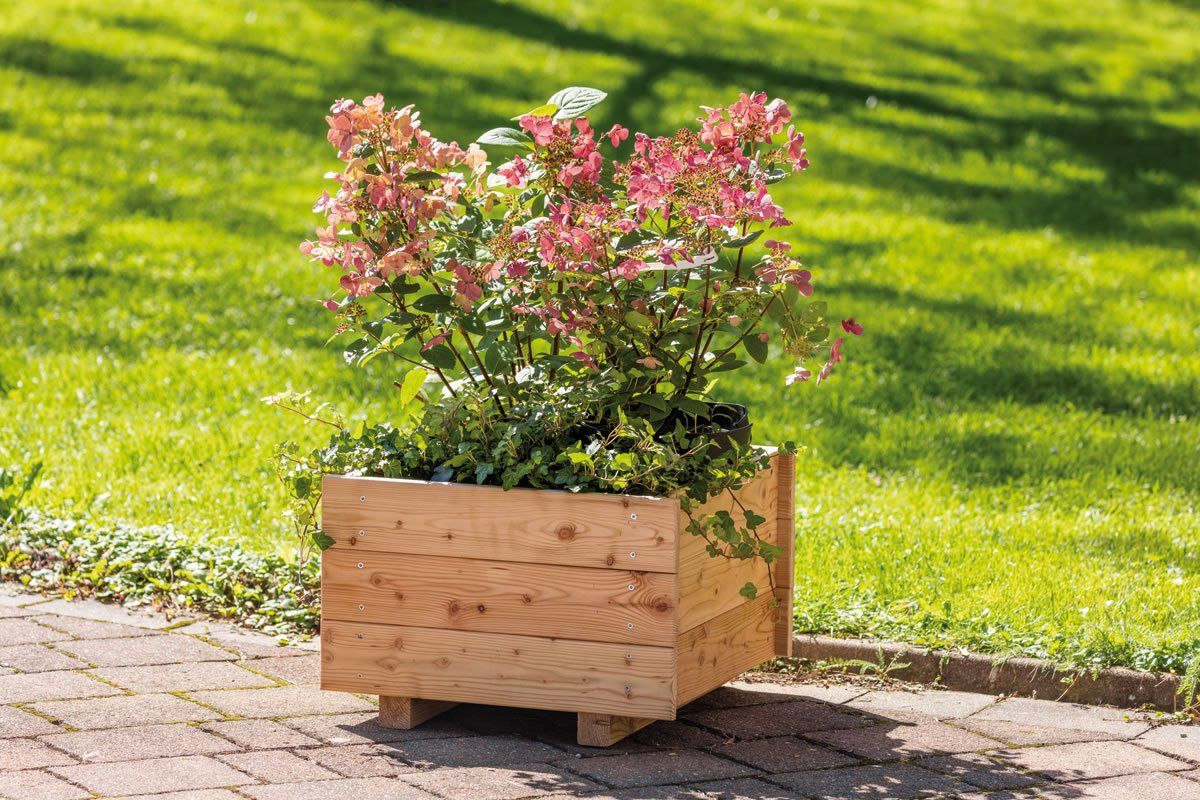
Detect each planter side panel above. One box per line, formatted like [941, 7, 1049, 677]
[772, 451, 796, 656]
[677, 455, 779, 632]
[322, 549, 678, 646]
[322, 619, 676, 719]
[676, 592, 777, 706]
[322, 475, 678, 573]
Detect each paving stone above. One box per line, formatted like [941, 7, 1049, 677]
[117, 792, 248, 800]
[684, 699, 869, 739]
[201, 629, 315, 659]
[297, 744, 416, 777]
[691, 777, 799, 800]
[217, 749, 340, 782]
[556, 749, 756, 789]
[201, 718, 324, 749]
[239, 655, 320, 685]
[1136, 725, 1200, 763]
[687, 682, 864, 710]
[1185, 770, 1200, 783]
[42, 722, 239, 762]
[32, 614, 162, 640]
[26, 598, 180, 628]
[726, 680, 869, 705]
[995, 740, 1191, 781]
[0, 737, 79, 770]
[0, 706, 63, 738]
[0, 618, 70, 646]
[280, 711, 471, 745]
[968, 697, 1152, 738]
[947, 792, 1042, 800]
[186, 684, 374, 717]
[807, 719, 1003, 760]
[31, 692, 220, 729]
[238, 777, 436, 800]
[633, 720, 728, 750]
[1064, 772, 1200, 799]
[916, 752, 1045, 790]
[94, 660, 275, 693]
[381, 734, 563, 768]
[52, 633, 236, 667]
[952, 717, 1116, 746]
[712, 735, 857, 772]
[0, 670, 121, 704]
[0, 769, 90, 800]
[848, 689, 999, 721]
[0, 644, 89, 673]
[542, 788, 704, 800]
[403, 763, 604, 799]
[769, 762, 966, 797]
[51, 754, 254, 795]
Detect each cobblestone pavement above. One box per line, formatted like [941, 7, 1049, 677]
[2, 586, 1197, 799]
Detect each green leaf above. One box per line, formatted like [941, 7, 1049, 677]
[411, 294, 454, 313]
[422, 344, 457, 370]
[404, 170, 442, 184]
[614, 228, 658, 253]
[625, 310, 654, 328]
[762, 167, 788, 184]
[738, 581, 759, 600]
[744, 332, 768, 364]
[398, 367, 427, 407]
[511, 103, 557, 120]
[548, 86, 607, 119]
[475, 127, 533, 147]
[723, 230, 763, 249]
[311, 530, 336, 551]
[475, 463, 494, 484]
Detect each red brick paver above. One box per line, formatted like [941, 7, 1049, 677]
[0, 583, 1196, 800]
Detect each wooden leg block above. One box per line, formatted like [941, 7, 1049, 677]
[576, 712, 657, 747]
[377, 696, 458, 729]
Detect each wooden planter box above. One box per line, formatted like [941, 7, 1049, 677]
[319, 450, 794, 746]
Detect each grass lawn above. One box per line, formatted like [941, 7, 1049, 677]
[1, 0, 1198, 673]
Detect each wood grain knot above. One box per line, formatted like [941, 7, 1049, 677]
[555, 523, 577, 541]
[605, 555, 616, 566]
[477, 604, 487, 614]
[448, 601, 460, 616]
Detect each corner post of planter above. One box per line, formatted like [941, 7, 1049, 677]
[577, 713, 658, 747]
[772, 450, 796, 657]
[377, 696, 458, 729]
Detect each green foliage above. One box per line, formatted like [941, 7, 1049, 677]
[0, 0, 1197, 676]
[0, 515, 319, 636]
[0, 462, 41, 526]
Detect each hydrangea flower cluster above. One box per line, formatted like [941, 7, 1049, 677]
[301, 87, 857, 424]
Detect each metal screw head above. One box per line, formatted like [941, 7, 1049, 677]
[358, 529, 366, 536]
[356, 633, 364, 639]
[626, 622, 634, 629]
[630, 512, 637, 520]
[357, 562, 365, 569]
[359, 495, 366, 502]
[357, 673, 363, 678]
[627, 584, 635, 591]
[357, 603, 365, 610]
[629, 550, 637, 558]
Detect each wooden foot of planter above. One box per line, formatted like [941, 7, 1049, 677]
[377, 696, 458, 729]
[577, 712, 657, 746]
[321, 450, 795, 748]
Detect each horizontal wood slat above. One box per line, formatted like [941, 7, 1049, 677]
[322, 550, 678, 646]
[321, 619, 677, 719]
[323, 475, 679, 573]
[675, 592, 777, 706]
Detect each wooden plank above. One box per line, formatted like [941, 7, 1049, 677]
[321, 619, 677, 719]
[377, 696, 457, 729]
[676, 455, 778, 632]
[772, 452, 796, 657]
[322, 550, 677, 646]
[675, 592, 776, 706]
[577, 713, 657, 747]
[322, 475, 679, 573]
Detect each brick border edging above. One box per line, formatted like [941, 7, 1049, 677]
[792, 634, 1184, 711]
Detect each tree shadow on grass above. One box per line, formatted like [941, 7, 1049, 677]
[376, 0, 1199, 251]
[0, 34, 133, 85]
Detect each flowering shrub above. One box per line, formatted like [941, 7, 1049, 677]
[276, 87, 859, 597]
